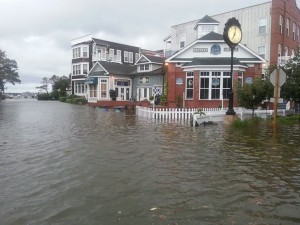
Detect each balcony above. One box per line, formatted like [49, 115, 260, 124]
[278, 56, 291, 66]
[92, 53, 121, 63]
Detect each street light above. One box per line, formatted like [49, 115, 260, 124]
[223, 17, 243, 115]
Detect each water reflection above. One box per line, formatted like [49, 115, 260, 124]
[0, 99, 299, 225]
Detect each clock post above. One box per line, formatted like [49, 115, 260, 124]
[223, 17, 242, 115]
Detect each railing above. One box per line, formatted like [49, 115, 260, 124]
[92, 53, 121, 63]
[136, 106, 225, 123]
[136, 106, 287, 126]
[278, 56, 291, 66]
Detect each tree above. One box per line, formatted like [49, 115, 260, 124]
[36, 77, 50, 93]
[52, 75, 70, 98]
[237, 77, 271, 117]
[0, 49, 21, 96]
[282, 48, 300, 103]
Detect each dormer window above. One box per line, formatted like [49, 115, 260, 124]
[140, 64, 150, 71]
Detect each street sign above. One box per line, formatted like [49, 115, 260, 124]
[270, 97, 283, 103]
[270, 68, 286, 86]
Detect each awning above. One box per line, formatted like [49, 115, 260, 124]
[84, 77, 98, 85]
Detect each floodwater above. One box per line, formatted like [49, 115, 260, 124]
[0, 99, 299, 225]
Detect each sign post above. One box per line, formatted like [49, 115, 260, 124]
[269, 68, 286, 128]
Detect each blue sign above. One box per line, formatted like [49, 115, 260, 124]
[245, 77, 253, 84]
[84, 77, 98, 85]
[211, 44, 221, 55]
[176, 77, 183, 85]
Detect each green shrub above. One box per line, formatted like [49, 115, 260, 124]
[277, 115, 300, 125]
[37, 93, 52, 100]
[72, 97, 87, 105]
[232, 117, 262, 128]
[59, 97, 67, 102]
[66, 98, 72, 103]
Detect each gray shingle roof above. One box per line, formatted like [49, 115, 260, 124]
[198, 32, 224, 41]
[196, 15, 219, 24]
[100, 61, 136, 75]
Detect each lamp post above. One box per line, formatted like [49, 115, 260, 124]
[226, 46, 235, 115]
[223, 17, 242, 115]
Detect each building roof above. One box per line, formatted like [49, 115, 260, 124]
[198, 31, 224, 41]
[92, 38, 140, 52]
[100, 61, 136, 75]
[196, 15, 219, 24]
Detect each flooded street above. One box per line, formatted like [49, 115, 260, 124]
[0, 99, 300, 225]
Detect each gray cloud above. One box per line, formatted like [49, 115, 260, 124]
[0, 0, 270, 92]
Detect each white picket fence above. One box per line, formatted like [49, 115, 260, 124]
[136, 106, 224, 122]
[136, 106, 287, 126]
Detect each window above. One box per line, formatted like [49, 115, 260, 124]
[140, 64, 150, 71]
[124, 51, 129, 62]
[186, 72, 194, 99]
[100, 47, 106, 60]
[200, 72, 209, 99]
[258, 46, 266, 59]
[129, 52, 133, 63]
[211, 72, 221, 99]
[297, 26, 300, 40]
[74, 82, 85, 94]
[286, 18, 290, 36]
[292, 49, 295, 57]
[279, 15, 283, 34]
[259, 18, 267, 35]
[285, 46, 289, 56]
[109, 49, 114, 59]
[73, 64, 81, 75]
[83, 64, 88, 74]
[89, 85, 97, 98]
[83, 47, 88, 57]
[202, 25, 214, 33]
[72, 47, 81, 58]
[293, 23, 296, 40]
[100, 79, 108, 98]
[278, 44, 282, 58]
[179, 34, 186, 49]
[223, 72, 231, 99]
[199, 71, 230, 100]
[135, 53, 140, 63]
[117, 50, 121, 62]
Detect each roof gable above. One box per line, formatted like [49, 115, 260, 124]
[166, 32, 266, 64]
[196, 15, 219, 24]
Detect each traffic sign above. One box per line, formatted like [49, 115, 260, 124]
[270, 68, 286, 86]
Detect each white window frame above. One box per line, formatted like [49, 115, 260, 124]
[259, 18, 267, 35]
[199, 71, 230, 100]
[278, 44, 282, 58]
[129, 52, 133, 63]
[279, 15, 283, 34]
[285, 46, 289, 56]
[179, 34, 186, 49]
[99, 78, 108, 99]
[139, 64, 150, 72]
[286, 18, 290, 36]
[82, 46, 88, 57]
[297, 26, 300, 40]
[124, 51, 129, 62]
[293, 23, 296, 40]
[186, 72, 194, 99]
[74, 82, 86, 94]
[135, 53, 140, 63]
[109, 48, 114, 59]
[117, 50, 121, 62]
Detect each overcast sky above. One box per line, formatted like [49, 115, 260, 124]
[0, 0, 271, 93]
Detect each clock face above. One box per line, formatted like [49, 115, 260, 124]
[227, 25, 242, 44]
